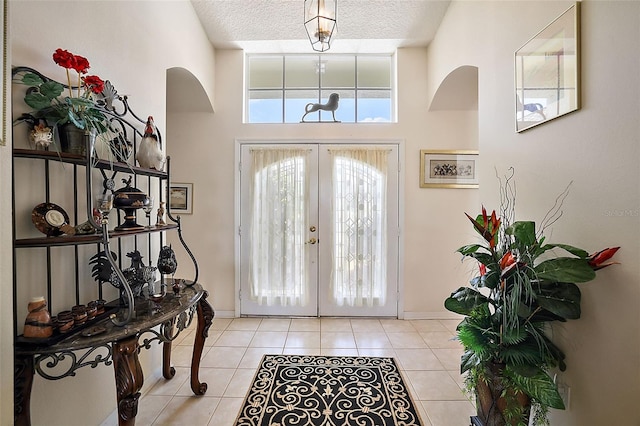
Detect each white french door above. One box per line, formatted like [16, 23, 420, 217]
[239, 143, 399, 317]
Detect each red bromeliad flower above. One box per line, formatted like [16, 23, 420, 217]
[465, 206, 501, 249]
[588, 247, 620, 270]
[479, 263, 487, 277]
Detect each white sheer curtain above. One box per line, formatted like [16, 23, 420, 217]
[330, 148, 388, 307]
[249, 148, 310, 306]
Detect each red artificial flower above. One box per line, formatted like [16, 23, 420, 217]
[479, 263, 487, 277]
[500, 251, 516, 270]
[53, 48, 75, 69]
[72, 55, 90, 74]
[588, 247, 620, 270]
[83, 75, 105, 94]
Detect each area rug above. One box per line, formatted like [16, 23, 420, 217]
[234, 354, 423, 426]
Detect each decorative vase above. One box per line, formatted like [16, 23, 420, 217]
[58, 123, 96, 156]
[23, 296, 53, 338]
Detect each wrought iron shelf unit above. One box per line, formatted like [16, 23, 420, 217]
[12, 66, 210, 426]
[15, 224, 179, 248]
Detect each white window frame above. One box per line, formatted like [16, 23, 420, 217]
[244, 53, 397, 124]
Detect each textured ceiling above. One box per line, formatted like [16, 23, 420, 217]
[190, 0, 451, 53]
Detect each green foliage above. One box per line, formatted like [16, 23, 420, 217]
[445, 204, 619, 425]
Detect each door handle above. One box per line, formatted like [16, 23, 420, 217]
[305, 237, 318, 245]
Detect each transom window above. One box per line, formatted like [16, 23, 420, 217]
[245, 54, 395, 123]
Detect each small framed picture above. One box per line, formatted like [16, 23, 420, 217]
[169, 182, 193, 214]
[420, 150, 479, 188]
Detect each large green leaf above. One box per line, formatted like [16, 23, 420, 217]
[506, 367, 565, 409]
[535, 258, 596, 283]
[540, 243, 589, 259]
[508, 221, 537, 247]
[536, 282, 582, 320]
[444, 287, 488, 315]
[39, 81, 65, 101]
[24, 93, 53, 110]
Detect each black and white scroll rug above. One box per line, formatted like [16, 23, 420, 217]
[234, 354, 424, 426]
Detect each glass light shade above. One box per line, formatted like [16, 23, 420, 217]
[304, 0, 337, 52]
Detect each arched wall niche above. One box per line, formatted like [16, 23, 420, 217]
[429, 65, 478, 111]
[166, 67, 214, 113]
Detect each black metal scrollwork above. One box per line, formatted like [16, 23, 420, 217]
[34, 345, 113, 380]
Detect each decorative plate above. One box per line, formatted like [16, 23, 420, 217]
[31, 203, 70, 237]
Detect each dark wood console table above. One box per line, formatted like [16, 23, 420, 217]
[14, 283, 214, 426]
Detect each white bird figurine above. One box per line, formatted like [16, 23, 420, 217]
[136, 116, 165, 170]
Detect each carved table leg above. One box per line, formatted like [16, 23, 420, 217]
[191, 290, 214, 395]
[113, 336, 144, 426]
[14, 354, 34, 426]
[162, 318, 176, 379]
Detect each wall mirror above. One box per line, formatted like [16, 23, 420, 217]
[515, 3, 580, 132]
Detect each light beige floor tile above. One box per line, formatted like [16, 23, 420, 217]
[208, 397, 244, 425]
[173, 329, 194, 346]
[132, 395, 172, 426]
[148, 366, 190, 396]
[320, 348, 359, 356]
[224, 368, 258, 398]
[289, 318, 321, 331]
[282, 347, 321, 355]
[354, 332, 392, 348]
[153, 395, 220, 425]
[213, 330, 255, 347]
[395, 348, 444, 371]
[416, 400, 433, 426]
[357, 348, 397, 358]
[249, 331, 288, 347]
[239, 347, 282, 368]
[210, 318, 232, 331]
[172, 344, 209, 367]
[421, 400, 475, 426]
[227, 318, 262, 331]
[419, 331, 461, 349]
[407, 371, 466, 401]
[350, 318, 384, 332]
[381, 319, 417, 333]
[387, 332, 428, 349]
[175, 367, 235, 397]
[438, 319, 461, 333]
[320, 318, 353, 332]
[200, 346, 246, 368]
[431, 348, 464, 371]
[257, 318, 291, 331]
[285, 331, 321, 348]
[321, 331, 357, 348]
[410, 320, 448, 332]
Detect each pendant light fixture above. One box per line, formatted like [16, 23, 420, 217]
[304, 0, 337, 52]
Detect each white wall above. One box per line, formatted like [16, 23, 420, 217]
[428, 0, 640, 423]
[167, 47, 480, 319]
[9, 1, 215, 424]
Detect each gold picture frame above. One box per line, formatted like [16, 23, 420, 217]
[0, 0, 7, 146]
[420, 150, 479, 189]
[515, 2, 581, 132]
[169, 182, 193, 214]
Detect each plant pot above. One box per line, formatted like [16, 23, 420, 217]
[58, 123, 95, 156]
[475, 362, 531, 426]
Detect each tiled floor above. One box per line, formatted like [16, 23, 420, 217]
[101, 317, 475, 426]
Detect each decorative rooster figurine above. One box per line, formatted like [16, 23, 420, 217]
[136, 116, 165, 170]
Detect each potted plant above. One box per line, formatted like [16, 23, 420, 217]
[444, 184, 620, 425]
[14, 48, 110, 155]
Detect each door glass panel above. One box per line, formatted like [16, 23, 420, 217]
[249, 149, 311, 307]
[330, 149, 388, 307]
